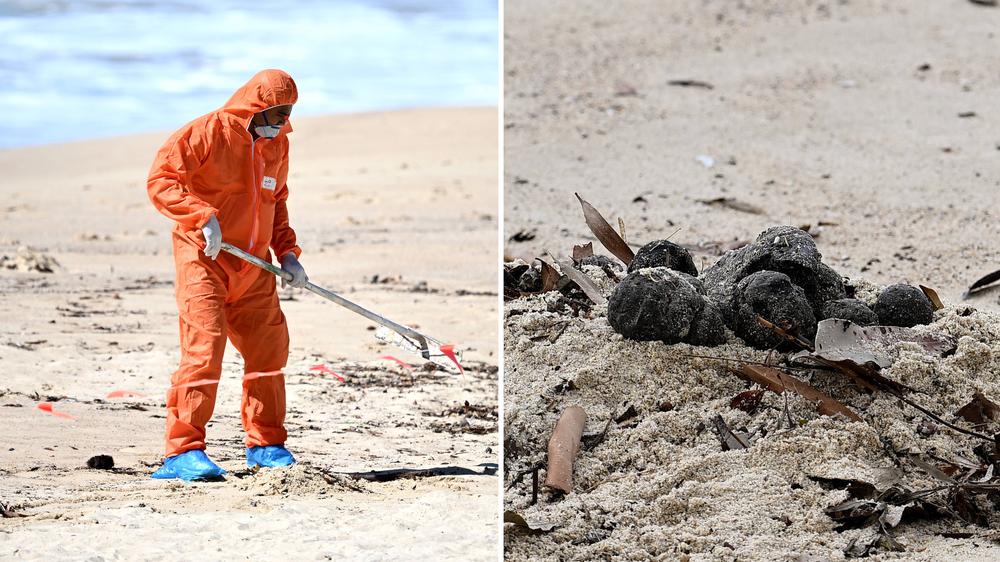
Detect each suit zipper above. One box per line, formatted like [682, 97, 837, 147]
[248, 138, 260, 253]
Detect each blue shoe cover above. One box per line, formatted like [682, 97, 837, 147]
[151, 449, 226, 481]
[247, 444, 296, 468]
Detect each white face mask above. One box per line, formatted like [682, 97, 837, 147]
[253, 111, 283, 138]
[254, 124, 282, 138]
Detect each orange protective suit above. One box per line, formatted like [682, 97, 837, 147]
[147, 69, 301, 457]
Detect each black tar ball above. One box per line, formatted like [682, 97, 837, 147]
[874, 284, 934, 327]
[86, 455, 115, 470]
[733, 270, 817, 349]
[820, 298, 878, 326]
[627, 240, 698, 276]
[608, 267, 704, 344]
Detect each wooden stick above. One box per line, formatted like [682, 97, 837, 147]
[544, 405, 587, 493]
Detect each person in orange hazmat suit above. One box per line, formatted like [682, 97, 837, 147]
[146, 69, 307, 480]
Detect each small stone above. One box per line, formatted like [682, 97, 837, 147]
[820, 298, 878, 326]
[608, 267, 703, 344]
[733, 271, 817, 349]
[874, 284, 934, 327]
[86, 455, 115, 470]
[627, 240, 698, 276]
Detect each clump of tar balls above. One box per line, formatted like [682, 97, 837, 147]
[504, 226, 934, 349]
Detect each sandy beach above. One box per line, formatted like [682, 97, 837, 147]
[504, 1, 1000, 560]
[0, 107, 499, 560]
[504, 0, 1000, 312]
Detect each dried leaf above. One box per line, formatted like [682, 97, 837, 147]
[503, 510, 558, 534]
[617, 217, 627, 244]
[574, 193, 634, 265]
[545, 253, 607, 306]
[955, 391, 1000, 425]
[539, 259, 560, 292]
[712, 414, 750, 451]
[614, 403, 638, 424]
[919, 285, 944, 310]
[729, 389, 765, 414]
[974, 463, 995, 483]
[698, 197, 765, 215]
[908, 454, 956, 484]
[965, 268, 1000, 298]
[951, 489, 989, 526]
[736, 364, 863, 422]
[809, 476, 878, 500]
[572, 242, 594, 261]
[827, 498, 879, 525]
[758, 316, 912, 396]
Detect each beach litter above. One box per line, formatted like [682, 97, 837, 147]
[86, 455, 115, 470]
[0, 247, 59, 273]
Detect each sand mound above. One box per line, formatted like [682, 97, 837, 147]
[503, 267, 1000, 560]
[237, 464, 368, 496]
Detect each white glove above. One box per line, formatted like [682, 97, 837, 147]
[201, 215, 222, 260]
[280, 253, 308, 288]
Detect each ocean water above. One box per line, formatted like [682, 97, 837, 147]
[0, 0, 498, 148]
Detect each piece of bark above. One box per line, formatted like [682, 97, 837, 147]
[545, 405, 587, 493]
[735, 364, 862, 422]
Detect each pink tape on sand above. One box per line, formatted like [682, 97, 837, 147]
[107, 389, 147, 398]
[309, 364, 346, 382]
[379, 355, 413, 371]
[37, 402, 75, 420]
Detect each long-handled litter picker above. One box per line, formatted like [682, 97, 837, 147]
[221, 242, 462, 372]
